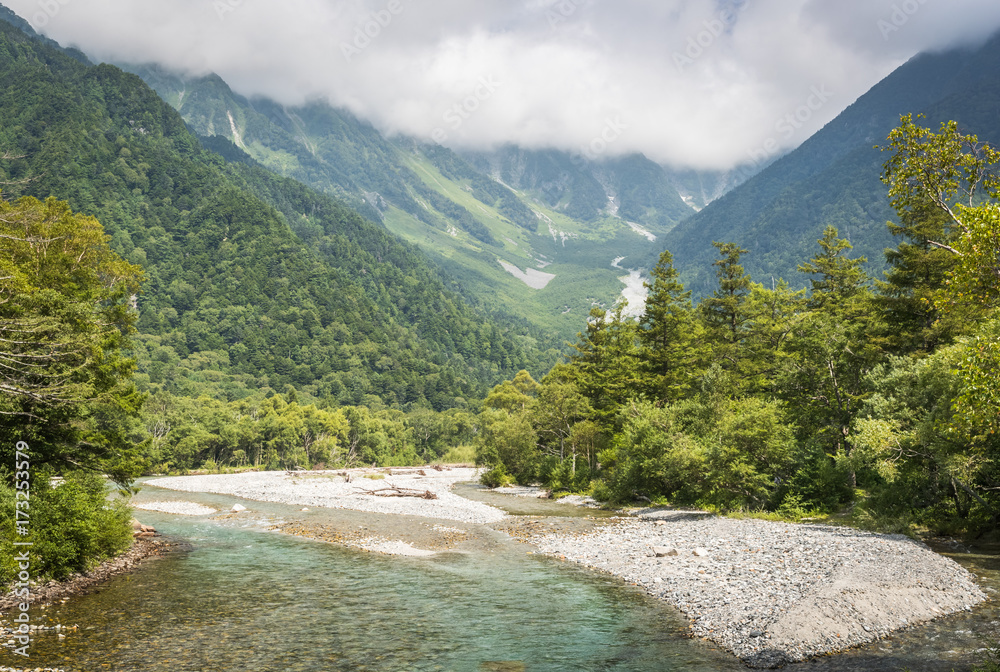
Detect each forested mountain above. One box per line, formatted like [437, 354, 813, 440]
[0, 16, 556, 410]
[118, 64, 702, 335]
[660, 32, 1000, 295]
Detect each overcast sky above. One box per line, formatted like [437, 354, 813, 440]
[8, 0, 1000, 170]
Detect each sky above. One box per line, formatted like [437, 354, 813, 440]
[8, 0, 1000, 171]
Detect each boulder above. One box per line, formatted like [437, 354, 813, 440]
[693, 547, 710, 557]
[653, 546, 679, 557]
[231, 503, 247, 512]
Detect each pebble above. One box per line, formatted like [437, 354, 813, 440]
[147, 468, 506, 524]
[533, 515, 987, 667]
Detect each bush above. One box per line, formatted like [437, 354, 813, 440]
[0, 471, 134, 584]
[480, 465, 514, 488]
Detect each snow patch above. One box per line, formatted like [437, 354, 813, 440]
[498, 259, 556, 289]
[547, 223, 578, 246]
[227, 111, 245, 149]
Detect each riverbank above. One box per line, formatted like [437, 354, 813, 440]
[146, 467, 505, 524]
[528, 510, 988, 667]
[141, 470, 991, 667]
[0, 535, 175, 613]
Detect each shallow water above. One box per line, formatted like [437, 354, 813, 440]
[11, 482, 1000, 671]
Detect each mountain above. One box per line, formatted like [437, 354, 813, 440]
[660, 33, 1000, 295]
[119, 64, 704, 334]
[0, 15, 555, 409]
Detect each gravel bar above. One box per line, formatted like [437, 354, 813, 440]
[133, 500, 218, 516]
[146, 467, 506, 524]
[534, 512, 987, 668]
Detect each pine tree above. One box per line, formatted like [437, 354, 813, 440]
[638, 249, 700, 401]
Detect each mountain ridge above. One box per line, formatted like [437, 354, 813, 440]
[659, 34, 1000, 293]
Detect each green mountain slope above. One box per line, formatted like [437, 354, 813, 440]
[121, 65, 698, 334]
[660, 34, 1000, 294]
[0, 18, 553, 409]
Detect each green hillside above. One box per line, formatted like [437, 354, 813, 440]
[0, 18, 555, 410]
[121, 65, 697, 335]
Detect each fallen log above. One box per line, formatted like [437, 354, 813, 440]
[360, 486, 438, 500]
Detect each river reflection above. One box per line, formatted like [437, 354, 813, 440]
[11, 482, 1000, 671]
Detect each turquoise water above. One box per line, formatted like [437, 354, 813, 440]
[11, 484, 1000, 671]
[21, 514, 742, 671]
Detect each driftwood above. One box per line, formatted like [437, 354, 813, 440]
[360, 486, 438, 500]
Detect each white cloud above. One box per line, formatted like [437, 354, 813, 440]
[6, 0, 1000, 170]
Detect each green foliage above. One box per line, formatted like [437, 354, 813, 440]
[476, 114, 1000, 534]
[954, 315, 1000, 438]
[0, 471, 133, 583]
[571, 304, 642, 423]
[479, 464, 514, 489]
[0, 196, 146, 485]
[0, 20, 552, 415]
[638, 249, 701, 401]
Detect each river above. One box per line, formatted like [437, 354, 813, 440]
[15, 482, 1000, 671]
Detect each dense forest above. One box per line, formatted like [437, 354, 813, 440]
[0, 18, 559, 410]
[478, 115, 1000, 536]
[0, 14, 559, 582]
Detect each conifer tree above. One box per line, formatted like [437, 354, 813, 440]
[638, 249, 699, 401]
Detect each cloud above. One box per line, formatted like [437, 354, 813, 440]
[7, 0, 1000, 170]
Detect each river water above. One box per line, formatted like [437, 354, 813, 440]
[13, 483, 1000, 671]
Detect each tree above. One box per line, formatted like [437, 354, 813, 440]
[638, 249, 700, 401]
[698, 242, 800, 393]
[534, 364, 592, 471]
[798, 226, 868, 309]
[880, 115, 1000, 438]
[700, 242, 752, 348]
[570, 303, 641, 423]
[880, 114, 1000, 316]
[0, 196, 144, 485]
[780, 228, 877, 488]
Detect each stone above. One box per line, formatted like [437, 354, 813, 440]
[231, 503, 247, 512]
[693, 547, 710, 557]
[652, 546, 678, 557]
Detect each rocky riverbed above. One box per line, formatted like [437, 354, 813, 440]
[139, 470, 991, 667]
[530, 510, 988, 667]
[147, 467, 506, 524]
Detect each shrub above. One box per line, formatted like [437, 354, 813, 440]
[0, 470, 133, 584]
[480, 465, 514, 488]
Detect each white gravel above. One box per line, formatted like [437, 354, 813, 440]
[535, 512, 987, 667]
[132, 501, 218, 516]
[145, 468, 506, 524]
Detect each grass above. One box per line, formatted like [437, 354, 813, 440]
[437, 444, 476, 465]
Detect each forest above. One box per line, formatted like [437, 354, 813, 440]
[1, 2, 999, 582]
[477, 115, 1000, 536]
